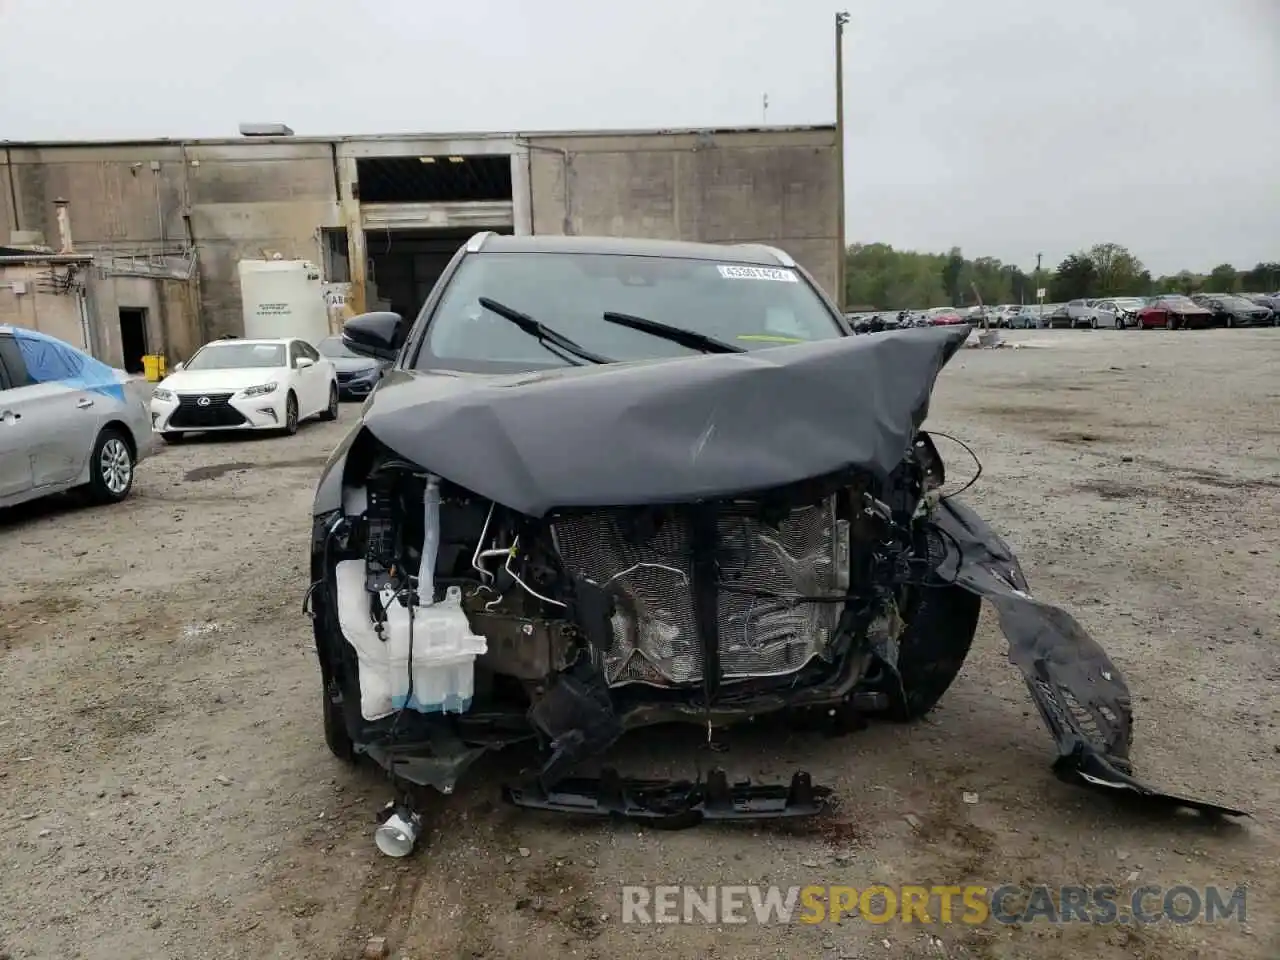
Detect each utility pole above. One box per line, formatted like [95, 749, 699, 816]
[835, 11, 850, 311]
[1035, 252, 1044, 318]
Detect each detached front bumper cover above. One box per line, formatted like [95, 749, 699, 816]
[934, 497, 1247, 819]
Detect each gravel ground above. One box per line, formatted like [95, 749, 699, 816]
[1, 329, 1277, 960]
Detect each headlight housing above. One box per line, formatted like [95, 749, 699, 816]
[241, 382, 278, 398]
[152, 387, 175, 401]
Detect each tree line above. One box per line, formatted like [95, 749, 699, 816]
[843, 242, 1280, 311]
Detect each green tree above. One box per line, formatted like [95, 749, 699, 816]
[941, 248, 966, 306]
[1049, 253, 1096, 300]
[1239, 262, 1280, 293]
[1088, 243, 1146, 296]
[844, 243, 948, 310]
[1203, 264, 1239, 293]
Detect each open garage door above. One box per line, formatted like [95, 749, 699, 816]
[356, 155, 514, 318]
[365, 227, 507, 320]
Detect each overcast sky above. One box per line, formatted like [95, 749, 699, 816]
[1, 0, 1276, 274]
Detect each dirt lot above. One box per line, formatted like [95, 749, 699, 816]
[2, 329, 1277, 960]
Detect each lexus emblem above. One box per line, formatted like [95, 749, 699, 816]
[197, 396, 211, 407]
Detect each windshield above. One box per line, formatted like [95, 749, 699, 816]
[1159, 296, 1197, 309]
[318, 336, 359, 358]
[1217, 296, 1261, 310]
[416, 252, 844, 371]
[185, 342, 286, 370]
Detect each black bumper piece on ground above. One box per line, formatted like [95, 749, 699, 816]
[934, 497, 1248, 819]
[504, 768, 830, 828]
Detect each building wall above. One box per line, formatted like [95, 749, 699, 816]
[0, 264, 87, 349]
[6, 142, 340, 342]
[6, 126, 841, 343]
[89, 275, 202, 367]
[526, 127, 841, 297]
[184, 142, 340, 338]
[0, 152, 17, 239]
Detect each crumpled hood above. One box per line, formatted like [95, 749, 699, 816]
[358, 325, 970, 517]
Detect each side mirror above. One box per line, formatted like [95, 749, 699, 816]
[296, 356, 315, 369]
[173, 361, 185, 372]
[343, 311, 406, 362]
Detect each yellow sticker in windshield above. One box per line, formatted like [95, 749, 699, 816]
[736, 334, 808, 344]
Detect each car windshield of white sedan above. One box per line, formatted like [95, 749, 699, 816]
[186, 343, 286, 370]
[421, 252, 843, 367]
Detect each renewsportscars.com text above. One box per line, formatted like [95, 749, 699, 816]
[621, 884, 1247, 926]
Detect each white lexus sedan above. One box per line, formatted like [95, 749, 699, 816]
[149, 337, 339, 442]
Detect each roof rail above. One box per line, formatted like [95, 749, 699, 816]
[465, 231, 497, 253]
[736, 242, 795, 267]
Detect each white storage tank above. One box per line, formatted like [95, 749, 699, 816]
[237, 258, 329, 345]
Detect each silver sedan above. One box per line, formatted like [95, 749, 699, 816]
[0, 325, 155, 510]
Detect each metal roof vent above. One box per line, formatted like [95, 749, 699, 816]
[238, 122, 295, 137]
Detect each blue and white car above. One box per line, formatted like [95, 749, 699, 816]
[0, 325, 156, 510]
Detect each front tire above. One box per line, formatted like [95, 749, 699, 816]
[1165, 314, 1175, 330]
[323, 683, 355, 763]
[887, 585, 982, 721]
[86, 428, 135, 505]
[319, 382, 339, 421]
[282, 391, 299, 435]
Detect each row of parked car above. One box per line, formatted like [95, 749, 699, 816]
[849, 293, 1279, 334]
[1029, 293, 1279, 330]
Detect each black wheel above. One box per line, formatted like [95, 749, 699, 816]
[887, 585, 982, 721]
[86, 427, 135, 504]
[1090, 316, 1098, 329]
[282, 392, 299, 435]
[323, 683, 355, 763]
[1165, 314, 1175, 330]
[319, 382, 339, 421]
[1226, 315, 1234, 329]
[161, 431, 185, 444]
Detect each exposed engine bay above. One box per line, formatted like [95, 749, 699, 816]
[307, 327, 1246, 824]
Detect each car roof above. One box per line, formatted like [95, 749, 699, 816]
[471, 233, 796, 267]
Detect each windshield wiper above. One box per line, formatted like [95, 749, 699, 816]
[602, 311, 745, 354]
[478, 297, 611, 366]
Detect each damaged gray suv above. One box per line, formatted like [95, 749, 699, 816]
[306, 233, 1242, 825]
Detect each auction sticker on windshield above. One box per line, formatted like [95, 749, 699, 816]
[717, 265, 799, 282]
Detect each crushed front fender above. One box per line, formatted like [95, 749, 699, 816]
[932, 497, 1247, 818]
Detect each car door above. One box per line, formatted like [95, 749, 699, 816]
[0, 336, 35, 501]
[303, 340, 332, 411]
[0, 332, 94, 493]
[1095, 300, 1118, 327]
[290, 340, 324, 415]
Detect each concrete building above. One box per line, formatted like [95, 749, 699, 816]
[2, 125, 841, 366]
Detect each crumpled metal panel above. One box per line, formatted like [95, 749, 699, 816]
[931, 497, 1246, 818]
[358, 326, 968, 517]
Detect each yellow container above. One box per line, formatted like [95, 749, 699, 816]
[142, 354, 167, 382]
